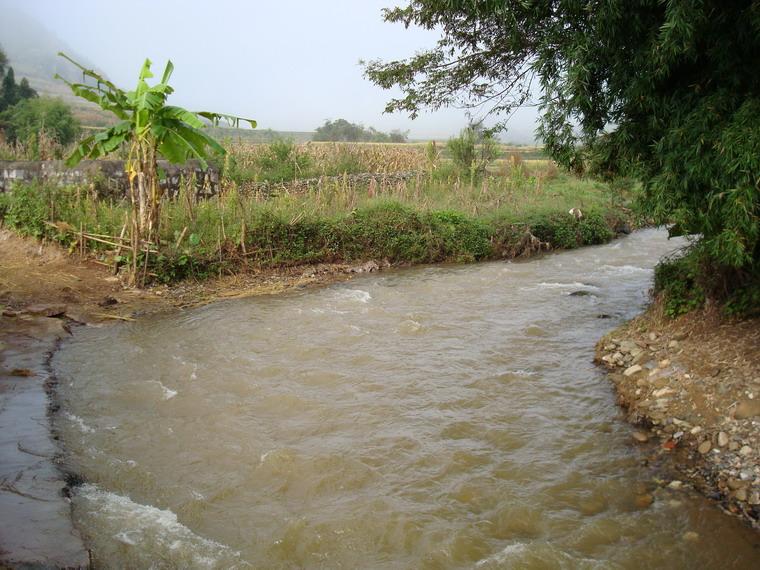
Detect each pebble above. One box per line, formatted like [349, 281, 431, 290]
[649, 332, 658, 341]
[24, 303, 68, 317]
[698, 440, 712, 454]
[735, 488, 748, 501]
[624, 365, 643, 377]
[739, 445, 752, 456]
[717, 432, 729, 447]
[668, 480, 683, 490]
[682, 531, 699, 542]
[635, 494, 654, 509]
[668, 340, 680, 349]
[658, 359, 670, 368]
[690, 426, 702, 435]
[729, 441, 740, 451]
[632, 431, 649, 443]
[734, 400, 760, 419]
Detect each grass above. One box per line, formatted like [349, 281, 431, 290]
[0, 141, 634, 284]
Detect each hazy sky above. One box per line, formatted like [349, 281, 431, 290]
[10, 0, 539, 141]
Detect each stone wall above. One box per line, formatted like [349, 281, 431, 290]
[0, 159, 421, 201]
[0, 159, 220, 199]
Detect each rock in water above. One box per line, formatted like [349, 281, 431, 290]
[634, 494, 654, 509]
[632, 431, 649, 443]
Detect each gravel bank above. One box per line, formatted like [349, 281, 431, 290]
[596, 301, 760, 528]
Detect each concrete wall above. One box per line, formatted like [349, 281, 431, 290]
[0, 159, 220, 199]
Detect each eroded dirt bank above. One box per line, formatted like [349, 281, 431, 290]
[596, 300, 760, 529]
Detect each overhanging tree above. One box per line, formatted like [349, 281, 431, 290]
[57, 53, 255, 264]
[365, 1, 760, 297]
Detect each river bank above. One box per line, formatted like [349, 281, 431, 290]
[3, 226, 758, 567]
[596, 300, 760, 529]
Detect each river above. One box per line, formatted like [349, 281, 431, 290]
[53, 229, 760, 568]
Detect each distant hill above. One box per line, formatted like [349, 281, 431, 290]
[0, 1, 113, 126]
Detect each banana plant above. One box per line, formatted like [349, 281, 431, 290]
[56, 52, 255, 251]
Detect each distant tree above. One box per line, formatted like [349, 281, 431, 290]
[314, 119, 364, 142]
[389, 129, 409, 143]
[0, 61, 37, 114]
[17, 78, 37, 101]
[0, 66, 18, 111]
[0, 97, 79, 145]
[314, 118, 408, 143]
[0, 47, 7, 77]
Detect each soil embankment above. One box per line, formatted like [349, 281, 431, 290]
[596, 300, 760, 528]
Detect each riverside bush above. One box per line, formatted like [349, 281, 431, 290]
[0, 175, 630, 283]
[654, 251, 706, 318]
[0, 180, 50, 238]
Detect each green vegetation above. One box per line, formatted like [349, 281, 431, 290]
[0, 51, 38, 113]
[56, 53, 253, 280]
[314, 119, 408, 143]
[446, 125, 499, 177]
[0, 47, 80, 159]
[365, 1, 760, 314]
[0, 160, 630, 283]
[654, 251, 706, 319]
[0, 97, 79, 149]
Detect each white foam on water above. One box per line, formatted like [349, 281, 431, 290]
[601, 264, 649, 275]
[161, 384, 178, 400]
[64, 412, 95, 433]
[524, 281, 599, 291]
[476, 542, 527, 566]
[76, 484, 246, 568]
[311, 307, 348, 315]
[148, 380, 178, 400]
[339, 289, 372, 303]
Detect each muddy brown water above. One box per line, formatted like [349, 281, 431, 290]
[53, 229, 760, 569]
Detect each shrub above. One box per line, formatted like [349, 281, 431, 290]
[654, 251, 706, 318]
[426, 210, 492, 261]
[447, 126, 500, 177]
[0, 181, 51, 238]
[255, 139, 313, 182]
[0, 97, 80, 150]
